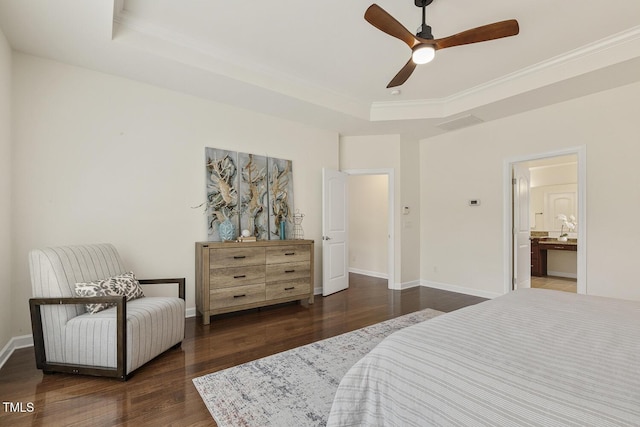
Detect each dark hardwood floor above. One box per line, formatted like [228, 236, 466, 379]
[0, 274, 486, 426]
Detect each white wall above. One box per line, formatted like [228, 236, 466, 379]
[340, 135, 402, 287]
[340, 134, 421, 288]
[10, 53, 339, 339]
[530, 162, 578, 188]
[348, 174, 388, 278]
[0, 26, 12, 356]
[399, 137, 421, 286]
[421, 81, 640, 301]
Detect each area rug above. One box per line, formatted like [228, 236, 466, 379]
[192, 308, 443, 426]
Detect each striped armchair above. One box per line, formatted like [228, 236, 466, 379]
[28, 244, 185, 380]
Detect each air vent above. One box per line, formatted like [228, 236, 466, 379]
[437, 114, 484, 131]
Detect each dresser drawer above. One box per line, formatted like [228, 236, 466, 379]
[266, 280, 310, 300]
[210, 283, 265, 310]
[209, 247, 265, 268]
[266, 245, 310, 264]
[210, 265, 265, 288]
[266, 261, 310, 283]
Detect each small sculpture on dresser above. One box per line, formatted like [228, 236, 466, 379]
[292, 209, 305, 240]
[238, 229, 256, 242]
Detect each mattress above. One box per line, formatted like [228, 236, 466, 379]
[327, 288, 640, 426]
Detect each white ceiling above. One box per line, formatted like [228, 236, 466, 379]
[1, 0, 639, 139]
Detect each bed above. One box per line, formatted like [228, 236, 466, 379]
[327, 288, 640, 426]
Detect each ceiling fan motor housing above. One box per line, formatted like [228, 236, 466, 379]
[417, 23, 434, 39]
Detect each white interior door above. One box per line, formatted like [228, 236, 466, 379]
[322, 169, 349, 296]
[513, 164, 531, 290]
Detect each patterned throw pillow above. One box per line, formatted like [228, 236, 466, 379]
[75, 272, 145, 314]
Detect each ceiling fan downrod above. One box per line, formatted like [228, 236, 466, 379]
[416, 0, 433, 40]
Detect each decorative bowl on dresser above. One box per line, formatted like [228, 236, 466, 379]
[195, 240, 315, 325]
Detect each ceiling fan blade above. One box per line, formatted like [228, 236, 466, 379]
[365, 4, 419, 49]
[434, 19, 519, 50]
[387, 59, 418, 88]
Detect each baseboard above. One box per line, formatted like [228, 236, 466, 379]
[185, 307, 197, 318]
[348, 268, 388, 279]
[421, 280, 502, 300]
[313, 280, 419, 295]
[0, 334, 34, 370]
[546, 271, 578, 279]
[314, 279, 497, 298]
[399, 280, 421, 290]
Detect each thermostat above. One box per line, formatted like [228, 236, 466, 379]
[468, 199, 481, 206]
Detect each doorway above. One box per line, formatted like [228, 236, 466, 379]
[505, 147, 586, 295]
[348, 174, 389, 279]
[344, 169, 395, 290]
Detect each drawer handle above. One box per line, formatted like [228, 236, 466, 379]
[285, 270, 295, 273]
[233, 255, 246, 259]
[233, 294, 246, 298]
[284, 286, 295, 291]
[233, 275, 246, 279]
[285, 252, 295, 256]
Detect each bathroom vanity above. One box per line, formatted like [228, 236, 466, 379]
[531, 238, 577, 277]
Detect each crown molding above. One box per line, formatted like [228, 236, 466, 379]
[371, 25, 640, 121]
[112, 6, 370, 121]
[112, 4, 639, 125]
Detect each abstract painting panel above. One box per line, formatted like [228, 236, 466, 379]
[267, 157, 294, 240]
[205, 148, 239, 241]
[238, 153, 269, 240]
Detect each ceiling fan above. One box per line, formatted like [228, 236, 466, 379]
[365, 0, 519, 88]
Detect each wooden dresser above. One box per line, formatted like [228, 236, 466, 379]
[195, 240, 315, 325]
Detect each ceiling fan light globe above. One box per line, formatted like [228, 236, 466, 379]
[412, 45, 435, 64]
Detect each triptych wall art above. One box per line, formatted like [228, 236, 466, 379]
[204, 147, 294, 241]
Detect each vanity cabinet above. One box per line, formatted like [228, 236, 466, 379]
[195, 240, 314, 325]
[531, 238, 577, 277]
[530, 238, 547, 277]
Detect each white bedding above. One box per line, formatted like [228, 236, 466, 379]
[328, 289, 640, 426]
